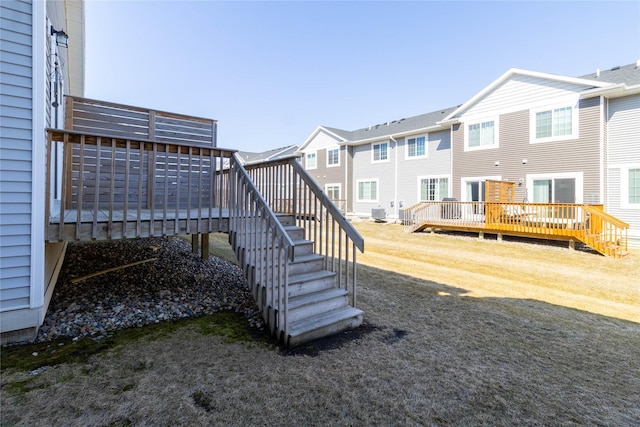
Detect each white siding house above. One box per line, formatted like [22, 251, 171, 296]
[607, 94, 640, 246]
[1, 0, 84, 342]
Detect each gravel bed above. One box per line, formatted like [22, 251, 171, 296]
[37, 237, 263, 342]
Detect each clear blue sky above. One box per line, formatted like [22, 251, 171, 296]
[84, 0, 640, 152]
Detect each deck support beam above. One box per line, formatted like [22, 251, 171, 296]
[191, 233, 210, 259]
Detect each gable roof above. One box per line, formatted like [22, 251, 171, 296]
[346, 106, 458, 144]
[580, 62, 640, 86]
[299, 106, 459, 151]
[297, 126, 351, 152]
[439, 68, 617, 124]
[236, 144, 299, 165]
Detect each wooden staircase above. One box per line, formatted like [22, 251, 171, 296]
[238, 214, 363, 347]
[45, 97, 365, 347]
[229, 156, 365, 347]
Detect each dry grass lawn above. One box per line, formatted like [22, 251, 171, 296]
[2, 222, 639, 426]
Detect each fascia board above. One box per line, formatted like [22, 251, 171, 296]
[298, 126, 347, 151]
[580, 83, 640, 99]
[440, 68, 617, 122]
[265, 145, 297, 160]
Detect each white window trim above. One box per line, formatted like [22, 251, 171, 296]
[371, 142, 389, 163]
[529, 100, 579, 144]
[460, 175, 501, 202]
[405, 135, 428, 160]
[525, 171, 584, 204]
[305, 151, 317, 170]
[618, 163, 640, 209]
[325, 183, 342, 198]
[356, 179, 379, 203]
[463, 117, 499, 152]
[326, 147, 340, 168]
[417, 174, 449, 201]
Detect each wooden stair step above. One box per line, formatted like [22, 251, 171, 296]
[288, 253, 325, 275]
[286, 306, 364, 347]
[288, 269, 336, 297]
[274, 288, 350, 323]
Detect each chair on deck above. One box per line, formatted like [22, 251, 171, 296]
[501, 204, 535, 223]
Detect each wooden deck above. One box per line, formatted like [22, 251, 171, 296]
[404, 201, 629, 257]
[48, 206, 230, 242]
[44, 96, 366, 347]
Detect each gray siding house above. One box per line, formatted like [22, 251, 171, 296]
[299, 108, 456, 219]
[438, 65, 640, 244]
[299, 63, 639, 245]
[297, 126, 353, 213]
[1, 0, 84, 342]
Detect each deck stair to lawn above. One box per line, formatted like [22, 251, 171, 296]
[229, 156, 365, 347]
[233, 213, 363, 347]
[46, 96, 365, 347]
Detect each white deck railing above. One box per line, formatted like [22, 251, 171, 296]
[245, 156, 365, 306]
[228, 154, 295, 339]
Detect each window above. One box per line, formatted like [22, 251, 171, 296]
[419, 177, 448, 201]
[357, 180, 378, 202]
[465, 119, 497, 151]
[327, 148, 340, 167]
[306, 152, 317, 169]
[531, 104, 578, 143]
[325, 184, 341, 201]
[461, 176, 500, 214]
[532, 178, 576, 203]
[407, 136, 426, 158]
[526, 172, 583, 204]
[628, 168, 640, 205]
[372, 142, 388, 162]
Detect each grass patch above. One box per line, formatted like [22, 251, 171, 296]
[1, 311, 263, 374]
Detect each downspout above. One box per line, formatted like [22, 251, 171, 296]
[450, 126, 454, 198]
[344, 144, 349, 213]
[391, 136, 398, 218]
[600, 95, 605, 207]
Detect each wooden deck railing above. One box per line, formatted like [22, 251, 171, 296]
[65, 96, 217, 146]
[228, 154, 295, 339]
[46, 129, 234, 242]
[245, 156, 365, 306]
[403, 201, 629, 257]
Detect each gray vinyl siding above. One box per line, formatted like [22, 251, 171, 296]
[607, 94, 640, 243]
[309, 146, 346, 193]
[396, 130, 451, 209]
[352, 139, 395, 217]
[0, 0, 33, 310]
[452, 98, 602, 203]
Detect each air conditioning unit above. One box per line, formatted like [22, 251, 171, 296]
[371, 208, 386, 222]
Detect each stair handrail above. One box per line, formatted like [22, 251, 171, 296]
[291, 159, 364, 252]
[228, 153, 296, 340]
[583, 205, 630, 229]
[583, 205, 629, 257]
[244, 155, 364, 306]
[244, 156, 364, 252]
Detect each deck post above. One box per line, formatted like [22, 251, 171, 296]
[202, 233, 209, 259]
[569, 239, 575, 251]
[497, 233, 503, 242]
[479, 231, 484, 240]
[192, 234, 199, 255]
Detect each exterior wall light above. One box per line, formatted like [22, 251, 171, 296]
[51, 27, 69, 48]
